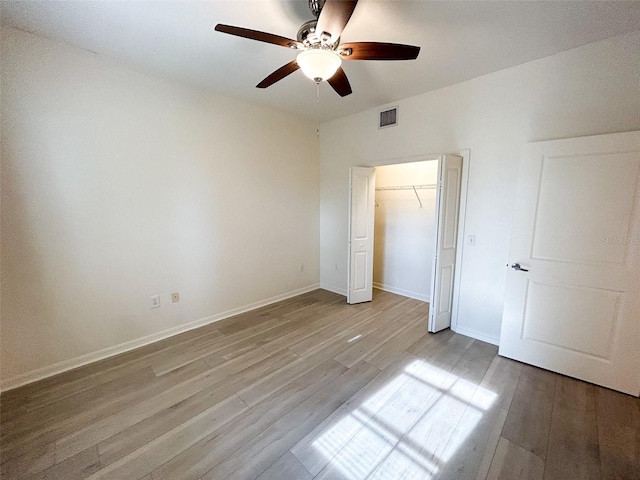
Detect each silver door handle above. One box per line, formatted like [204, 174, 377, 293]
[509, 263, 529, 272]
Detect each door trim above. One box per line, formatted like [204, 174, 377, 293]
[450, 149, 471, 337]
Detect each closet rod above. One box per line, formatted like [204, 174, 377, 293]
[374, 184, 437, 191]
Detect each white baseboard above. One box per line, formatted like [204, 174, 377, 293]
[452, 325, 500, 346]
[373, 282, 430, 303]
[320, 282, 347, 296]
[0, 283, 321, 392]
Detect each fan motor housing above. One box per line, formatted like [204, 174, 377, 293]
[297, 20, 339, 48]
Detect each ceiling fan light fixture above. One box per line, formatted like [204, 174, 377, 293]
[296, 48, 341, 83]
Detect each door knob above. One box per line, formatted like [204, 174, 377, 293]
[509, 263, 529, 272]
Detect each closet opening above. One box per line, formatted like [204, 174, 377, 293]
[373, 160, 438, 304]
[347, 155, 464, 332]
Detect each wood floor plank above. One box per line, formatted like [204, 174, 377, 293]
[370, 290, 414, 311]
[595, 386, 640, 480]
[215, 297, 317, 336]
[235, 351, 336, 408]
[254, 452, 312, 480]
[434, 354, 522, 480]
[314, 356, 452, 480]
[26, 446, 102, 480]
[24, 375, 101, 413]
[96, 348, 271, 466]
[83, 327, 226, 384]
[544, 376, 601, 480]
[0, 440, 55, 479]
[363, 340, 496, 480]
[333, 300, 419, 368]
[259, 303, 360, 355]
[501, 365, 556, 460]
[474, 355, 523, 411]
[1, 361, 211, 463]
[235, 319, 393, 409]
[150, 359, 348, 480]
[3, 366, 157, 441]
[111, 294, 313, 380]
[0, 387, 27, 417]
[364, 310, 429, 369]
[200, 344, 274, 381]
[406, 328, 454, 357]
[594, 385, 640, 430]
[486, 436, 545, 480]
[290, 353, 419, 476]
[287, 306, 382, 357]
[19, 326, 224, 400]
[86, 395, 247, 480]
[597, 416, 640, 480]
[199, 361, 381, 480]
[435, 407, 508, 480]
[150, 318, 283, 376]
[409, 330, 473, 369]
[54, 349, 297, 462]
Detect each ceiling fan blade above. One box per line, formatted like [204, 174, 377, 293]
[215, 24, 300, 49]
[327, 67, 352, 97]
[339, 42, 420, 60]
[256, 60, 300, 89]
[316, 0, 358, 45]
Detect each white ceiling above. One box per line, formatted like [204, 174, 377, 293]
[3, 1, 640, 122]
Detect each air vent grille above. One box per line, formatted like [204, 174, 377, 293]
[379, 107, 398, 129]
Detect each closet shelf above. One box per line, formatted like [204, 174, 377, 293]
[375, 184, 436, 208]
[374, 184, 437, 191]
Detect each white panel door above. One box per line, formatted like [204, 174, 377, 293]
[429, 155, 463, 332]
[348, 167, 376, 304]
[500, 131, 640, 396]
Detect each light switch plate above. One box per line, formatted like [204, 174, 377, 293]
[150, 295, 160, 309]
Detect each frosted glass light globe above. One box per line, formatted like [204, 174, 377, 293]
[297, 48, 342, 82]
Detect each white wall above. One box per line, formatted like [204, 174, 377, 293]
[320, 31, 640, 344]
[0, 27, 320, 388]
[373, 161, 438, 301]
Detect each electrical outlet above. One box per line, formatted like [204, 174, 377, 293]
[171, 292, 180, 303]
[299, 264, 304, 272]
[335, 264, 339, 270]
[150, 295, 160, 309]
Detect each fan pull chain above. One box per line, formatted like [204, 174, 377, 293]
[316, 81, 320, 138]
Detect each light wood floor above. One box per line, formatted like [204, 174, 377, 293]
[1, 289, 639, 480]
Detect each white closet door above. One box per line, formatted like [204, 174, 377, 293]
[499, 131, 640, 396]
[348, 167, 376, 304]
[429, 155, 463, 332]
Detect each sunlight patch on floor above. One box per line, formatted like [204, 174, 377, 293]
[312, 359, 497, 479]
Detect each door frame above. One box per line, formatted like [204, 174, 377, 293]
[346, 149, 470, 332]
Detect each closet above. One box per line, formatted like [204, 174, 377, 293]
[373, 160, 439, 303]
[348, 154, 463, 332]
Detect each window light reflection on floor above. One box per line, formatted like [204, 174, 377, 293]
[311, 359, 497, 479]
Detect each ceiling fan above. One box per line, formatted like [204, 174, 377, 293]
[214, 0, 420, 97]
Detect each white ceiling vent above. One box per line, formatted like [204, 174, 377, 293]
[379, 106, 398, 129]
